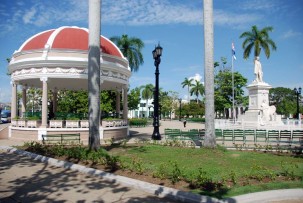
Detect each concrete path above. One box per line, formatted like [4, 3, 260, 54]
[0, 149, 181, 203]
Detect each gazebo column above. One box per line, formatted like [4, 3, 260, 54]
[11, 81, 17, 119]
[40, 77, 48, 128]
[116, 90, 120, 118]
[53, 89, 58, 114]
[123, 86, 128, 119]
[21, 85, 27, 118]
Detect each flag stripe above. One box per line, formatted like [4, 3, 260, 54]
[232, 42, 236, 60]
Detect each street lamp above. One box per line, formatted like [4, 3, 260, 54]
[152, 43, 163, 140]
[294, 87, 302, 119]
[179, 98, 182, 121]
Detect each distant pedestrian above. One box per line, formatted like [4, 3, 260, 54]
[183, 118, 187, 128]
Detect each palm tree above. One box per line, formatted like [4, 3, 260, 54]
[88, 0, 101, 151]
[110, 35, 144, 72]
[240, 25, 277, 59]
[203, 0, 216, 148]
[181, 77, 193, 102]
[190, 80, 205, 103]
[140, 84, 154, 118]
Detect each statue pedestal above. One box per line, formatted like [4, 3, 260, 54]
[239, 81, 283, 128]
[247, 82, 271, 110]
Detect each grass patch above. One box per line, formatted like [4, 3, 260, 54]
[19, 142, 303, 199]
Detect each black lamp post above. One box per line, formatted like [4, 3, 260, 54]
[152, 44, 163, 140]
[294, 87, 302, 119]
[179, 98, 182, 121]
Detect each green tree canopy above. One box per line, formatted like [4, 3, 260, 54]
[215, 70, 248, 117]
[269, 87, 298, 116]
[240, 25, 277, 59]
[110, 34, 144, 72]
[160, 90, 178, 119]
[181, 77, 193, 102]
[190, 80, 205, 103]
[140, 84, 154, 118]
[128, 87, 141, 111]
[181, 102, 205, 118]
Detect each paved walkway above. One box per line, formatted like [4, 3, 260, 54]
[1, 121, 303, 203]
[0, 149, 182, 203]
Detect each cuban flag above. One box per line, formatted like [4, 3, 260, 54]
[232, 42, 236, 60]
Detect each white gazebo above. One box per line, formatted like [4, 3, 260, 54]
[8, 26, 131, 142]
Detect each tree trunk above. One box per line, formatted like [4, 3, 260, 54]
[203, 0, 216, 147]
[188, 87, 190, 102]
[88, 0, 101, 151]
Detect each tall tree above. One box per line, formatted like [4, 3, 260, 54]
[88, 0, 101, 151]
[190, 80, 205, 103]
[140, 84, 154, 118]
[128, 87, 141, 111]
[110, 35, 144, 72]
[214, 70, 248, 118]
[203, 0, 216, 148]
[269, 87, 298, 117]
[160, 90, 178, 120]
[240, 25, 277, 59]
[181, 77, 193, 102]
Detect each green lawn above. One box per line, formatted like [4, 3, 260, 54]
[20, 142, 303, 199]
[107, 144, 303, 198]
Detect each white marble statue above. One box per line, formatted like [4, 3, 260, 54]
[260, 100, 269, 123]
[254, 56, 263, 83]
[260, 100, 277, 124]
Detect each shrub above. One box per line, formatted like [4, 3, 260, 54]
[153, 163, 169, 180]
[23, 141, 45, 154]
[131, 158, 145, 174]
[129, 118, 148, 127]
[27, 116, 40, 120]
[187, 118, 205, 123]
[104, 154, 120, 171]
[170, 161, 183, 184]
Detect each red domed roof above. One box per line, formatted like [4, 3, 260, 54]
[18, 26, 123, 58]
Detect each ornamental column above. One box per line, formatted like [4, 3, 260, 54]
[40, 77, 48, 128]
[116, 90, 120, 118]
[53, 88, 58, 114]
[22, 85, 27, 118]
[123, 86, 128, 119]
[11, 81, 17, 119]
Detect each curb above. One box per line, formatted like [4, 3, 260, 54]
[0, 146, 220, 203]
[226, 188, 303, 203]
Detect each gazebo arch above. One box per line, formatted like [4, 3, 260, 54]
[8, 26, 131, 142]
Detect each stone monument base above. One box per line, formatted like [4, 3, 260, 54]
[239, 81, 284, 128]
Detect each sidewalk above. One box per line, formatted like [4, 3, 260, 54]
[0, 148, 183, 203]
[1, 120, 303, 203]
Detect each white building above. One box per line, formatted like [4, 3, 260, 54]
[128, 99, 154, 118]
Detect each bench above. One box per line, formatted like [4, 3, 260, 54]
[42, 133, 81, 145]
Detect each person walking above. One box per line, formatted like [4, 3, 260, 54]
[183, 118, 187, 128]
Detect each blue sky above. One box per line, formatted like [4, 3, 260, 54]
[0, 0, 302, 103]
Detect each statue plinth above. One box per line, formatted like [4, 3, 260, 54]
[239, 81, 283, 127]
[247, 81, 271, 110]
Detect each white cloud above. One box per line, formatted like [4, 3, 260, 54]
[23, 7, 37, 24]
[214, 10, 261, 27]
[281, 30, 302, 39]
[240, 0, 276, 11]
[102, 0, 202, 26]
[0, 0, 266, 36]
[189, 73, 203, 83]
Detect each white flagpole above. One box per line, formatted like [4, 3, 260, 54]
[232, 49, 235, 124]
